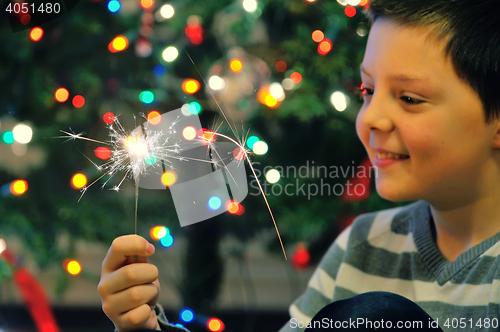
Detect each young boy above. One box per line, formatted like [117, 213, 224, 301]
[98, 0, 500, 331]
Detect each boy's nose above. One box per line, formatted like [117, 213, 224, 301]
[358, 95, 395, 133]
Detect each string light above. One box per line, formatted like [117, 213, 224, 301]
[252, 140, 268, 155]
[160, 234, 174, 247]
[12, 124, 33, 144]
[207, 318, 225, 332]
[265, 169, 280, 184]
[180, 309, 194, 323]
[2, 131, 14, 144]
[345, 6, 356, 17]
[72, 95, 85, 108]
[331, 91, 349, 112]
[162, 46, 178, 62]
[161, 170, 177, 186]
[71, 173, 87, 189]
[140, 0, 154, 10]
[94, 147, 111, 160]
[311, 30, 324, 42]
[139, 90, 155, 104]
[160, 4, 174, 19]
[229, 59, 243, 73]
[109, 35, 129, 52]
[107, 0, 120, 13]
[148, 111, 161, 125]
[182, 79, 200, 94]
[103, 112, 116, 124]
[10, 180, 28, 195]
[29, 27, 43, 42]
[55, 88, 69, 102]
[64, 259, 82, 276]
[318, 39, 333, 55]
[290, 72, 302, 84]
[275, 61, 287, 72]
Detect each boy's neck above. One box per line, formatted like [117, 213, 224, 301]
[430, 195, 500, 261]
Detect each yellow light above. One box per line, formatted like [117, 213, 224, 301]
[71, 173, 87, 189]
[229, 59, 243, 73]
[265, 169, 280, 183]
[182, 79, 200, 94]
[65, 260, 82, 275]
[264, 94, 278, 107]
[10, 180, 28, 195]
[55, 88, 69, 102]
[161, 171, 177, 187]
[140, 0, 154, 9]
[30, 27, 43, 42]
[112, 36, 129, 52]
[182, 126, 197, 141]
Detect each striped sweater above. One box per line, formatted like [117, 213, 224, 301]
[279, 200, 500, 332]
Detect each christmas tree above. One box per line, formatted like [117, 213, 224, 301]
[0, 0, 401, 322]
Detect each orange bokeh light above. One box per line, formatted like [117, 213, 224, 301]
[229, 59, 243, 73]
[10, 180, 28, 196]
[30, 27, 43, 42]
[290, 72, 302, 84]
[318, 39, 333, 55]
[55, 88, 69, 102]
[311, 30, 324, 43]
[148, 111, 162, 125]
[140, 0, 154, 9]
[182, 79, 201, 94]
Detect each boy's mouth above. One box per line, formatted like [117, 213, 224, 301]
[375, 152, 410, 160]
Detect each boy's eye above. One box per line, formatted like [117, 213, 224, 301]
[400, 96, 424, 105]
[357, 83, 374, 98]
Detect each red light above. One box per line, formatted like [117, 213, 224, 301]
[72, 95, 85, 108]
[94, 147, 111, 160]
[103, 112, 116, 124]
[207, 318, 225, 332]
[291, 243, 311, 270]
[226, 200, 241, 215]
[233, 147, 245, 161]
[345, 6, 356, 17]
[290, 72, 302, 84]
[185, 25, 203, 45]
[275, 61, 287, 72]
[318, 39, 333, 55]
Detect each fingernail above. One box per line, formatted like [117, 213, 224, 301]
[146, 243, 155, 254]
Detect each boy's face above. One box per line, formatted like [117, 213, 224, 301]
[356, 18, 499, 207]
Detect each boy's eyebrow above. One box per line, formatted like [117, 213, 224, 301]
[360, 66, 431, 83]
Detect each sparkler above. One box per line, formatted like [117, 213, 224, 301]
[61, 56, 287, 260]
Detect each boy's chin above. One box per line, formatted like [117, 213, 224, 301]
[375, 183, 418, 203]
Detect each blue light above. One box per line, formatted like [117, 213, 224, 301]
[107, 0, 120, 13]
[208, 196, 222, 210]
[160, 234, 174, 247]
[180, 309, 194, 323]
[175, 323, 187, 328]
[154, 65, 166, 77]
[246, 135, 259, 149]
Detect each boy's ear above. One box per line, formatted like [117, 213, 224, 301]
[492, 121, 500, 149]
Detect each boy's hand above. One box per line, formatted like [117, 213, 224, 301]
[98, 235, 161, 332]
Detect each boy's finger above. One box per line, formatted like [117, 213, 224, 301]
[102, 263, 159, 294]
[103, 235, 155, 273]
